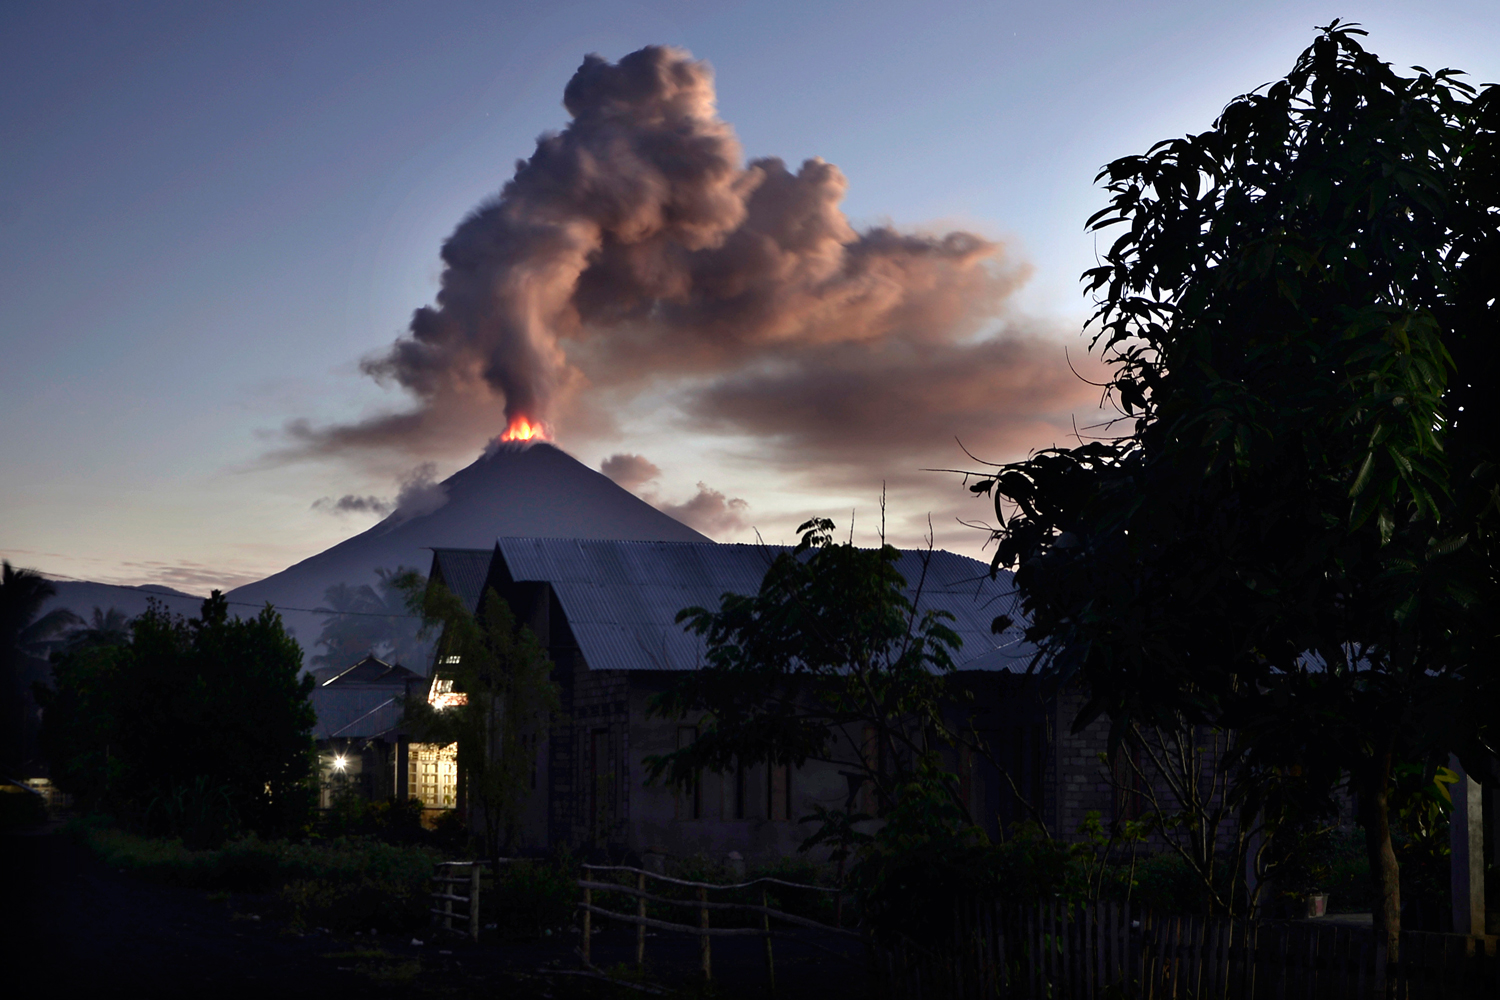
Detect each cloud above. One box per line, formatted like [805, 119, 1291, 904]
[313, 494, 393, 517]
[388, 462, 448, 521]
[311, 462, 449, 523]
[600, 453, 662, 490]
[280, 45, 1023, 461]
[656, 483, 749, 537]
[682, 328, 1102, 476]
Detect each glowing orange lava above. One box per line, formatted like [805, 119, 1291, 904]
[500, 416, 546, 442]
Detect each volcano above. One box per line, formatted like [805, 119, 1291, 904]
[224, 442, 707, 665]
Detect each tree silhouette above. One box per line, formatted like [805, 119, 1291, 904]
[0, 562, 80, 772]
[968, 23, 1500, 961]
[312, 567, 427, 670]
[64, 607, 132, 652]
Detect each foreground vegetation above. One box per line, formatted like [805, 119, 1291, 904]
[73, 816, 577, 939]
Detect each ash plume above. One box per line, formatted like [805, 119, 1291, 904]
[312, 463, 448, 523]
[313, 494, 393, 517]
[600, 453, 661, 490]
[285, 45, 1025, 457]
[657, 483, 749, 536]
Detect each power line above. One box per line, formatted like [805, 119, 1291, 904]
[39, 574, 426, 619]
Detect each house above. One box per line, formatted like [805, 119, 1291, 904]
[423, 538, 1096, 862]
[308, 653, 435, 812]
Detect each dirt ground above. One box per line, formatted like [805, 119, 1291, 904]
[3, 826, 871, 999]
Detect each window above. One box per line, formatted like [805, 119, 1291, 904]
[590, 728, 613, 842]
[768, 762, 792, 821]
[676, 726, 700, 821]
[998, 723, 1047, 827]
[428, 676, 467, 709]
[1112, 743, 1145, 824]
[408, 742, 459, 808]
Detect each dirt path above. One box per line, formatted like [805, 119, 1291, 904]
[3, 828, 870, 999]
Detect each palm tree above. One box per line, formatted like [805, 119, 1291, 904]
[311, 581, 385, 669]
[1, 562, 82, 772]
[311, 567, 429, 670]
[65, 607, 133, 651]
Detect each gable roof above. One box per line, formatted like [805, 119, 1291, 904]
[430, 548, 497, 614]
[469, 537, 1034, 673]
[321, 653, 422, 688]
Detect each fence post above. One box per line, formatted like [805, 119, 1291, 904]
[582, 883, 592, 965]
[469, 864, 481, 942]
[442, 866, 454, 933]
[762, 885, 776, 994]
[699, 886, 712, 981]
[636, 872, 646, 972]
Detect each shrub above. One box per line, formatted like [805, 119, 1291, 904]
[76, 822, 443, 930]
[488, 854, 577, 940]
[0, 786, 47, 831]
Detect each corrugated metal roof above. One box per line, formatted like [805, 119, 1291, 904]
[309, 688, 406, 739]
[430, 547, 495, 613]
[492, 538, 1035, 673]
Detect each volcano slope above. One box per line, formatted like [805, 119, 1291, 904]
[226, 443, 707, 667]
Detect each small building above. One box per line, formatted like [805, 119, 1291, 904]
[309, 653, 440, 813]
[426, 538, 1065, 862]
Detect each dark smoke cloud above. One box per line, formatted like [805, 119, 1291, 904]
[311, 463, 448, 522]
[600, 452, 747, 538]
[657, 483, 749, 537]
[683, 331, 1102, 470]
[283, 45, 1028, 458]
[599, 453, 661, 490]
[313, 494, 393, 517]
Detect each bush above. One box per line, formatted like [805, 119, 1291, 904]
[318, 795, 429, 845]
[76, 822, 443, 930]
[488, 854, 577, 940]
[280, 874, 431, 932]
[0, 786, 47, 830]
[1120, 853, 1204, 913]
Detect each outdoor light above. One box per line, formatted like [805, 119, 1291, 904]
[333, 755, 347, 771]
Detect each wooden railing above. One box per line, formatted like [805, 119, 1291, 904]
[577, 863, 859, 987]
[874, 899, 1500, 999]
[429, 860, 488, 941]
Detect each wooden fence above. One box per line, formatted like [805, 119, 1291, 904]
[874, 900, 1500, 999]
[577, 863, 860, 987]
[429, 860, 487, 941]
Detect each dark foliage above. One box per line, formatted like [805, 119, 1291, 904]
[312, 566, 428, 670]
[38, 593, 316, 844]
[966, 23, 1500, 950]
[0, 561, 81, 771]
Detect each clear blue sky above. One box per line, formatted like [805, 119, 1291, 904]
[3, 0, 1496, 591]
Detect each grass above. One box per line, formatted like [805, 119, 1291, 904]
[73, 818, 588, 938]
[74, 819, 443, 931]
[321, 948, 422, 985]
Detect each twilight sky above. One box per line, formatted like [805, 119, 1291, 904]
[3, 0, 1497, 593]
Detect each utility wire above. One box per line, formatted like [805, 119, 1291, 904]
[38, 573, 427, 619]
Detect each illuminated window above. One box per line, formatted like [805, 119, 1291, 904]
[428, 675, 468, 709]
[408, 742, 459, 808]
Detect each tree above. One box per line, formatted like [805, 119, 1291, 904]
[966, 23, 1499, 963]
[64, 607, 132, 652]
[0, 561, 80, 773]
[37, 593, 316, 843]
[645, 518, 974, 903]
[403, 576, 558, 856]
[312, 567, 428, 670]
